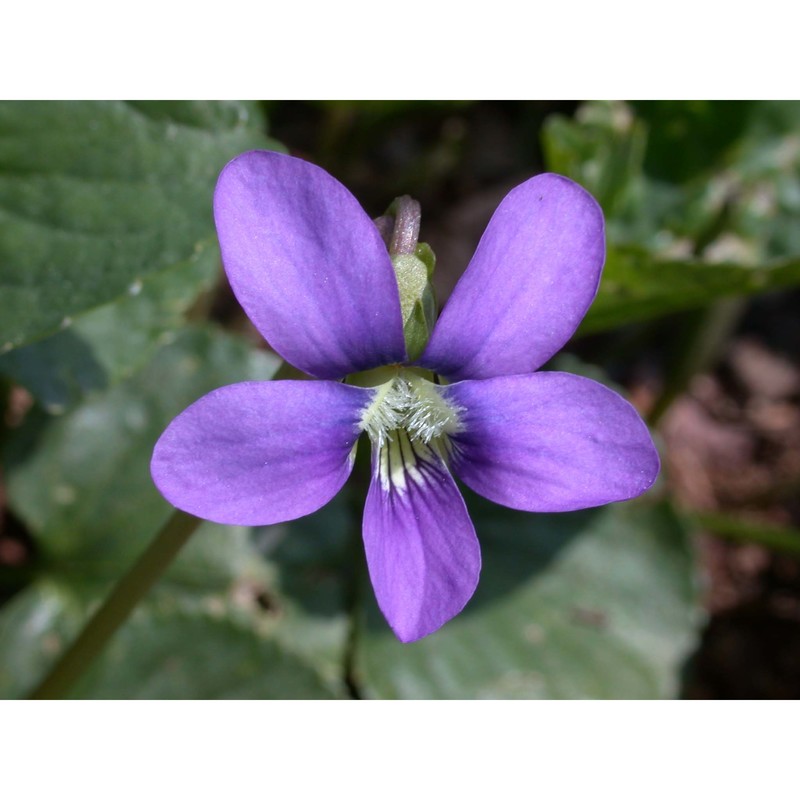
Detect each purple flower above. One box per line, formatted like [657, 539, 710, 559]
[151, 151, 659, 643]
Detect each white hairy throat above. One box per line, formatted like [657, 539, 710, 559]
[354, 367, 463, 494]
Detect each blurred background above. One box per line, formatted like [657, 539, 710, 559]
[1, 100, 799, 698]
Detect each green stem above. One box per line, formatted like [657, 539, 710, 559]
[343, 498, 365, 699]
[692, 511, 800, 557]
[28, 509, 201, 700]
[648, 297, 745, 427]
[342, 447, 371, 699]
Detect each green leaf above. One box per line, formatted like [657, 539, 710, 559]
[0, 580, 83, 699]
[631, 101, 756, 184]
[724, 103, 800, 260]
[0, 100, 281, 350]
[356, 498, 702, 699]
[0, 581, 338, 699]
[3, 326, 280, 565]
[580, 247, 800, 335]
[543, 100, 800, 267]
[542, 101, 648, 220]
[72, 606, 338, 699]
[543, 102, 800, 331]
[0, 240, 219, 412]
[258, 493, 357, 689]
[542, 101, 721, 249]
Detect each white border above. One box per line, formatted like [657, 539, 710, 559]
[2, 702, 796, 798]
[3, 2, 796, 99]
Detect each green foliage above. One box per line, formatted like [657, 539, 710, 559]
[73, 608, 338, 699]
[0, 581, 338, 699]
[544, 100, 800, 332]
[4, 327, 279, 564]
[581, 248, 800, 335]
[0, 101, 281, 351]
[0, 241, 219, 412]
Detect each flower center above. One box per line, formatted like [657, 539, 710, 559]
[358, 369, 463, 494]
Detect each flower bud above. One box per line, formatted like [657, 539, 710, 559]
[392, 251, 436, 360]
[378, 197, 438, 361]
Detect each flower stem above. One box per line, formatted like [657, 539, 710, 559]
[692, 511, 800, 557]
[27, 509, 201, 700]
[342, 448, 371, 699]
[648, 298, 745, 427]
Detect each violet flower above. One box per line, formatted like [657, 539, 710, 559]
[151, 151, 659, 643]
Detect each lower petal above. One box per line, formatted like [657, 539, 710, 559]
[362, 434, 481, 643]
[443, 372, 660, 512]
[151, 380, 371, 526]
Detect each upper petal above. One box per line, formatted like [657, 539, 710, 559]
[214, 151, 407, 379]
[443, 372, 659, 512]
[362, 435, 481, 642]
[419, 174, 605, 381]
[151, 380, 371, 526]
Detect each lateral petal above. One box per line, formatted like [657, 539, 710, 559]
[362, 434, 481, 642]
[214, 151, 407, 379]
[420, 173, 604, 380]
[151, 380, 371, 526]
[444, 373, 659, 512]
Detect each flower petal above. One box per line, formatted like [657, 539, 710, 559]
[151, 380, 371, 526]
[420, 173, 605, 380]
[214, 151, 406, 379]
[362, 435, 481, 642]
[443, 372, 659, 512]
